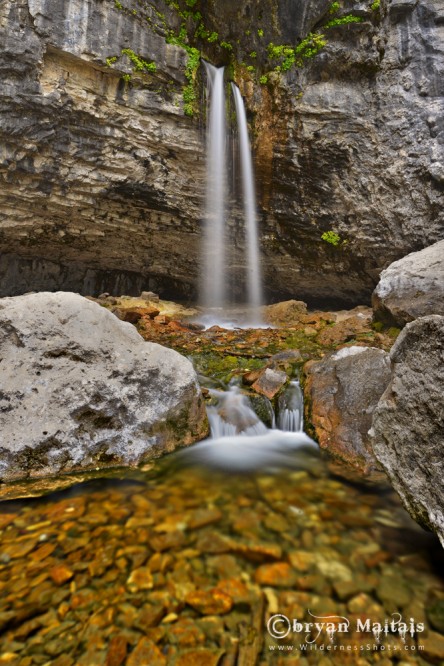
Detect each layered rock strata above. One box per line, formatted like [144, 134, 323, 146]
[0, 0, 443, 305]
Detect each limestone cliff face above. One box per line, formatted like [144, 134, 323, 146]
[0, 0, 443, 305]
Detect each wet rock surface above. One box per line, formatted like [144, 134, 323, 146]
[0, 292, 208, 482]
[372, 240, 444, 327]
[371, 315, 444, 547]
[305, 346, 392, 472]
[0, 457, 443, 665]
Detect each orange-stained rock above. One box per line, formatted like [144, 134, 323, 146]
[263, 300, 307, 326]
[153, 314, 171, 325]
[317, 310, 372, 346]
[30, 542, 56, 562]
[230, 541, 282, 562]
[115, 306, 160, 324]
[174, 649, 224, 666]
[185, 588, 233, 615]
[126, 637, 166, 666]
[49, 564, 74, 585]
[251, 368, 287, 400]
[288, 551, 313, 572]
[126, 567, 153, 592]
[167, 617, 206, 647]
[304, 346, 391, 473]
[105, 635, 128, 666]
[0, 513, 18, 529]
[254, 562, 296, 587]
[149, 530, 186, 552]
[215, 578, 251, 604]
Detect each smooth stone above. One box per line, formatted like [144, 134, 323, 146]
[185, 588, 233, 616]
[422, 630, 444, 661]
[254, 562, 296, 587]
[427, 599, 444, 634]
[372, 240, 444, 327]
[126, 568, 154, 593]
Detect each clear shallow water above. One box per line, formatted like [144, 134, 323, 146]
[0, 448, 443, 665]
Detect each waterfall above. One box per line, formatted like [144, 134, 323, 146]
[199, 65, 263, 325]
[201, 62, 227, 309]
[231, 84, 263, 321]
[277, 380, 304, 432]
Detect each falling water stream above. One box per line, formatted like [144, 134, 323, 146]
[231, 84, 263, 323]
[201, 62, 227, 310]
[200, 65, 263, 326]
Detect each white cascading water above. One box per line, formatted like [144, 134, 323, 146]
[200, 65, 263, 325]
[178, 386, 317, 472]
[201, 63, 227, 309]
[277, 380, 304, 432]
[231, 84, 263, 322]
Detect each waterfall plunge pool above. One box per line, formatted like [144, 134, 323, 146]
[1, 383, 443, 665]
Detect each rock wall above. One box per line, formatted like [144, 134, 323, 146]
[0, 0, 443, 305]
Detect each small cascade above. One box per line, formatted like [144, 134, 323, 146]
[277, 380, 304, 432]
[231, 84, 263, 323]
[207, 387, 268, 438]
[178, 385, 317, 472]
[201, 62, 227, 309]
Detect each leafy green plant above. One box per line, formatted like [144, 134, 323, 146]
[257, 29, 264, 37]
[371, 0, 380, 10]
[329, 1, 340, 13]
[114, 0, 123, 8]
[183, 47, 200, 116]
[249, 51, 257, 59]
[321, 231, 347, 246]
[106, 56, 118, 67]
[259, 74, 268, 84]
[324, 15, 364, 28]
[220, 41, 233, 51]
[294, 32, 327, 60]
[121, 49, 157, 73]
[207, 31, 219, 43]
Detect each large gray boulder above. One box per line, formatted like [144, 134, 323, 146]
[372, 240, 444, 327]
[371, 316, 444, 547]
[0, 292, 208, 482]
[304, 346, 391, 472]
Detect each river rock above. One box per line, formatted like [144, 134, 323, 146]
[305, 346, 391, 471]
[0, 292, 208, 482]
[371, 315, 444, 547]
[372, 240, 444, 327]
[251, 368, 288, 400]
[263, 300, 308, 326]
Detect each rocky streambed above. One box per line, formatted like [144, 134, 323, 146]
[1, 292, 444, 665]
[1, 456, 444, 666]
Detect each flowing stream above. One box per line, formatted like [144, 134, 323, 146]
[177, 385, 318, 473]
